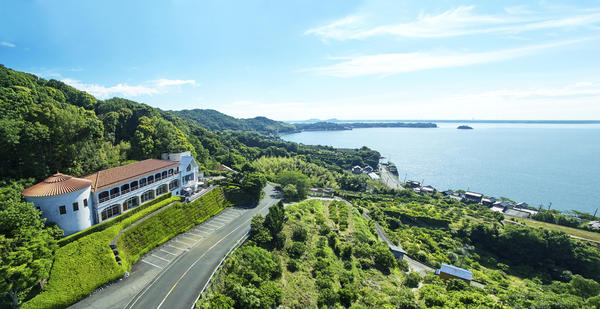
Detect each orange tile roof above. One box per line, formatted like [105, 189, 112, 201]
[83, 159, 179, 192]
[23, 173, 92, 197]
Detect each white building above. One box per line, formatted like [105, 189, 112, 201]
[23, 152, 200, 235]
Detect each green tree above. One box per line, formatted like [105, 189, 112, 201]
[275, 171, 310, 200]
[0, 185, 57, 307]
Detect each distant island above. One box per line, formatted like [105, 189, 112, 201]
[457, 125, 473, 130]
[293, 121, 437, 132]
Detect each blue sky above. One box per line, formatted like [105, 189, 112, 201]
[2, 0, 600, 120]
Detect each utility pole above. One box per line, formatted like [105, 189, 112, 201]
[594, 208, 598, 220]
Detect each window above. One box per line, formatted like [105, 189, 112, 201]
[156, 184, 168, 196]
[123, 196, 139, 211]
[141, 190, 155, 203]
[155, 173, 162, 181]
[169, 179, 179, 191]
[100, 204, 121, 221]
[83, 198, 88, 207]
[99, 191, 109, 203]
[187, 164, 191, 172]
[110, 187, 120, 199]
[168, 169, 174, 176]
[121, 183, 130, 194]
[131, 180, 139, 191]
[140, 178, 147, 187]
[59, 205, 66, 215]
[162, 171, 167, 178]
[147, 175, 154, 184]
[73, 202, 79, 211]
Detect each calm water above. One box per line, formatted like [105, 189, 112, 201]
[282, 123, 600, 214]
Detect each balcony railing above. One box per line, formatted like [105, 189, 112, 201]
[98, 173, 176, 204]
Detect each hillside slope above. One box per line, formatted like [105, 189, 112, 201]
[170, 109, 296, 134]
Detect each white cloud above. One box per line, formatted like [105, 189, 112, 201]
[304, 38, 591, 77]
[62, 78, 197, 99]
[0, 41, 16, 48]
[154, 78, 196, 87]
[305, 6, 600, 40]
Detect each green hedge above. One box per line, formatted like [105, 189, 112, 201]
[118, 187, 230, 268]
[22, 226, 123, 309]
[59, 192, 174, 246]
[23, 194, 180, 308]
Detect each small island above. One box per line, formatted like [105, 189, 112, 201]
[457, 125, 473, 130]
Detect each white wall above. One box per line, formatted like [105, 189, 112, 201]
[25, 186, 93, 236]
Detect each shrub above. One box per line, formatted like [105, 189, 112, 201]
[405, 271, 421, 288]
[287, 241, 306, 259]
[291, 226, 308, 242]
[397, 258, 409, 272]
[287, 260, 298, 272]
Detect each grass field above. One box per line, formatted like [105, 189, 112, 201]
[507, 216, 600, 243]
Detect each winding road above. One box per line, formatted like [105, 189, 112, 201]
[70, 184, 281, 309]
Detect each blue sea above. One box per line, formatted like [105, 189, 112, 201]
[282, 123, 600, 214]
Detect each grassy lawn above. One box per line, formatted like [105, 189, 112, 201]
[507, 216, 600, 243]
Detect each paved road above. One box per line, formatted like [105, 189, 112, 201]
[379, 164, 404, 190]
[71, 184, 281, 309]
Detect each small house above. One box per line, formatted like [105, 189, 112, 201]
[442, 190, 454, 196]
[351, 166, 363, 174]
[481, 197, 496, 207]
[363, 165, 374, 173]
[464, 191, 483, 203]
[421, 185, 436, 194]
[388, 244, 406, 259]
[367, 172, 380, 180]
[516, 202, 529, 208]
[436, 263, 472, 283]
[588, 221, 600, 229]
[406, 180, 421, 188]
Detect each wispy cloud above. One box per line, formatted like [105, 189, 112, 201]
[62, 78, 197, 99]
[452, 82, 600, 100]
[0, 41, 16, 48]
[305, 6, 600, 40]
[304, 38, 591, 77]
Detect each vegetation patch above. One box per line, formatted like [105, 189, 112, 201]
[118, 187, 230, 268]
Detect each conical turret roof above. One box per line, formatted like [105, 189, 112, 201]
[22, 173, 91, 197]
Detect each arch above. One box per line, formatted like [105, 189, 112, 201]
[161, 171, 167, 178]
[109, 187, 120, 199]
[99, 191, 109, 203]
[168, 169, 174, 176]
[169, 179, 179, 191]
[155, 173, 162, 181]
[101, 204, 121, 221]
[140, 178, 147, 187]
[141, 190, 155, 203]
[147, 175, 154, 184]
[156, 184, 168, 196]
[131, 180, 139, 191]
[121, 183, 130, 194]
[123, 196, 139, 211]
